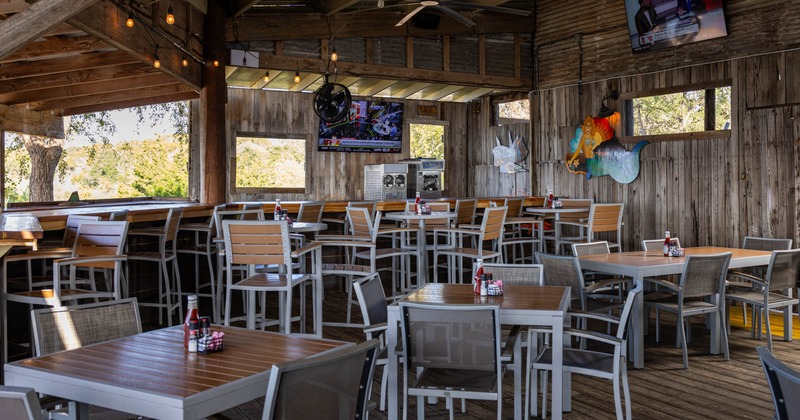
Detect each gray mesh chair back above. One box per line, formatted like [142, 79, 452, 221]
[0, 386, 45, 420]
[262, 339, 380, 420]
[766, 249, 800, 292]
[572, 241, 610, 257]
[680, 253, 732, 298]
[31, 298, 141, 356]
[353, 273, 388, 331]
[535, 252, 585, 304]
[757, 346, 800, 420]
[743, 237, 793, 251]
[297, 201, 325, 223]
[454, 198, 478, 226]
[642, 238, 681, 251]
[399, 302, 503, 419]
[482, 263, 544, 286]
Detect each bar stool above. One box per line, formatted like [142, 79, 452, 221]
[127, 208, 183, 325]
[177, 204, 225, 323]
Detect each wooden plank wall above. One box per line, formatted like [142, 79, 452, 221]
[221, 89, 471, 202]
[529, 0, 800, 251]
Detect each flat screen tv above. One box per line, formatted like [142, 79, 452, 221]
[624, 0, 727, 53]
[318, 100, 403, 153]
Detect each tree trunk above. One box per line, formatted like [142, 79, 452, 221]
[23, 134, 62, 202]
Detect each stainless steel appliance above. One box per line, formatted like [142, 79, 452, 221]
[363, 164, 408, 200]
[399, 158, 445, 199]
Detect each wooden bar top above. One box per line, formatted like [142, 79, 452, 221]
[0, 213, 43, 243]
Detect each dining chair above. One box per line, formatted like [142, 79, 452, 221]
[540, 198, 593, 252]
[432, 205, 508, 284]
[757, 346, 800, 420]
[555, 203, 624, 255]
[535, 251, 624, 313]
[727, 249, 800, 351]
[262, 339, 380, 420]
[453, 198, 478, 228]
[399, 302, 503, 420]
[527, 289, 639, 420]
[0, 386, 46, 420]
[641, 237, 682, 252]
[296, 201, 325, 223]
[571, 241, 627, 299]
[3, 221, 129, 363]
[353, 273, 405, 413]
[127, 208, 183, 326]
[322, 200, 377, 235]
[31, 298, 142, 357]
[644, 252, 732, 368]
[222, 220, 314, 333]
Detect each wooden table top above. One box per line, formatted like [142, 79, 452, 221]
[8, 325, 345, 398]
[579, 247, 772, 268]
[400, 283, 570, 313]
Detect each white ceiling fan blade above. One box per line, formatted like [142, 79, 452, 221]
[396, 4, 428, 26]
[436, 5, 476, 27]
[447, 1, 532, 16]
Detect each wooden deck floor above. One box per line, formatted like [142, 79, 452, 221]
[32, 288, 800, 419]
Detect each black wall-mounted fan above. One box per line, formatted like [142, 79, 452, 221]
[313, 77, 352, 123]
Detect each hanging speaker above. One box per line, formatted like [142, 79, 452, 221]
[412, 12, 440, 30]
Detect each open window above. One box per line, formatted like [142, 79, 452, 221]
[233, 133, 307, 194]
[622, 82, 732, 142]
[496, 98, 530, 125]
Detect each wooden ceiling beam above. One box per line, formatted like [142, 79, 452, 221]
[0, 37, 111, 64]
[67, 0, 202, 89]
[229, 0, 260, 17]
[228, 12, 534, 41]
[27, 82, 197, 113]
[0, 104, 64, 138]
[260, 54, 532, 90]
[0, 73, 179, 105]
[0, 0, 30, 15]
[61, 90, 199, 116]
[0, 63, 158, 96]
[324, 0, 360, 16]
[0, 0, 99, 60]
[0, 51, 139, 80]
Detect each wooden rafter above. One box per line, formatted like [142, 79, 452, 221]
[0, 0, 99, 60]
[27, 83, 196, 113]
[0, 72, 176, 105]
[61, 90, 199, 116]
[0, 63, 158, 96]
[0, 51, 140, 80]
[0, 37, 111, 64]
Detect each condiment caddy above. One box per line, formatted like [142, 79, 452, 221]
[184, 295, 224, 354]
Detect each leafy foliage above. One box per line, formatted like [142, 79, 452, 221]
[633, 88, 731, 136]
[498, 99, 530, 120]
[409, 124, 444, 159]
[235, 137, 305, 189]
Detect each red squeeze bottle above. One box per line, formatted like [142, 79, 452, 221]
[473, 259, 484, 295]
[663, 231, 671, 257]
[414, 192, 421, 214]
[184, 295, 199, 349]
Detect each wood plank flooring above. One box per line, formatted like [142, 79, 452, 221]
[23, 288, 800, 419]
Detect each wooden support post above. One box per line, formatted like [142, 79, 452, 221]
[200, 0, 226, 204]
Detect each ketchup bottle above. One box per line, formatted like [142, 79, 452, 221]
[184, 295, 199, 349]
[473, 259, 484, 295]
[663, 231, 671, 256]
[414, 191, 421, 214]
[274, 199, 282, 220]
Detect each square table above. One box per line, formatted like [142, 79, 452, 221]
[4, 325, 347, 419]
[386, 283, 572, 420]
[578, 246, 772, 369]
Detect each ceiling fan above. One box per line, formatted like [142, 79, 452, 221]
[383, 1, 531, 27]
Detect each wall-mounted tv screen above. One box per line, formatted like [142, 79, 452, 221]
[625, 0, 727, 53]
[318, 100, 403, 153]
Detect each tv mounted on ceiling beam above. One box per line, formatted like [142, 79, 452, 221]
[624, 0, 727, 53]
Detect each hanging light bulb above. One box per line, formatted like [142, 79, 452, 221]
[264, 71, 270, 83]
[331, 47, 338, 62]
[166, 5, 175, 25]
[377, 0, 385, 7]
[213, 59, 220, 67]
[153, 49, 161, 69]
[294, 70, 301, 83]
[126, 11, 135, 28]
[181, 58, 189, 67]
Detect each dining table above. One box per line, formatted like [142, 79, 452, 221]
[4, 325, 348, 419]
[385, 283, 572, 420]
[578, 246, 773, 369]
[383, 211, 457, 286]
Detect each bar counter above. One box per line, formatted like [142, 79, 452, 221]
[5, 196, 544, 231]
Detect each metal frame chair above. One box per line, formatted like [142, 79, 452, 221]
[399, 302, 503, 420]
[555, 203, 624, 255]
[757, 346, 800, 420]
[177, 203, 225, 322]
[262, 339, 380, 420]
[644, 252, 732, 368]
[296, 201, 325, 223]
[0, 386, 46, 420]
[727, 249, 800, 351]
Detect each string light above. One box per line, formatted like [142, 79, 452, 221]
[264, 71, 270, 83]
[331, 47, 338, 62]
[153, 48, 161, 68]
[166, 4, 175, 25]
[213, 59, 220, 67]
[126, 11, 135, 28]
[181, 57, 189, 67]
[294, 70, 301, 83]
